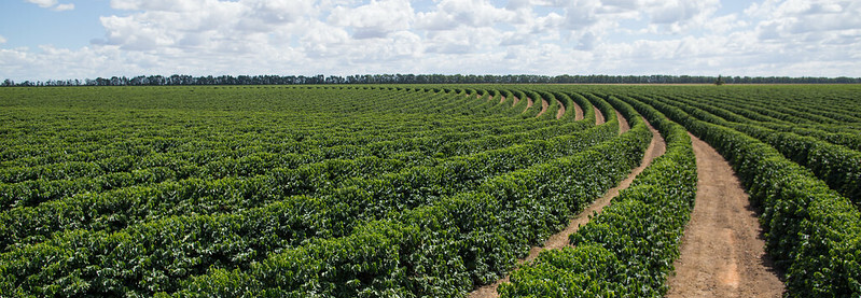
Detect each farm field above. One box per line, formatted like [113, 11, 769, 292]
[0, 84, 859, 297]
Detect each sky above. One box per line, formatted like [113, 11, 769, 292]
[1, 0, 860, 81]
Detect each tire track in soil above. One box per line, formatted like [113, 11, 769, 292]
[666, 134, 785, 298]
[535, 99, 550, 117]
[468, 116, 665, 298]
[555, 100, 566, 120]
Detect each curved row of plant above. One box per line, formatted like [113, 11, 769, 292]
[641, 94, 861, 205]
[0, 87, 531, 168]
[706, 89, 861, 125]
[675, 93, 861, 151]
[640, 94, 861, 297]
[0, 88, 560, 186]
[0, 107, 604, 250]
[498, 94, 697, 297]
[0, 93, 633, 296]
[0, 88, 585, 212]
[0, 86, 580, 288]
[652, 88, 861, 150]
[0, 109, 589, 212]
[150, 95, 650, 297]
[0, 107, 553, 179]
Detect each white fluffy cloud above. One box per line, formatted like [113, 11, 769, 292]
[750, 0, 861, 41]
[416, 0, 518, 30]
[27, 0, 58, 8]
[739, 0, 861, 76]
[329, 0, 414, 38]
[26, 0, 74, 11]
[1, 0, 861, 80]
[643, 0, 719, 25]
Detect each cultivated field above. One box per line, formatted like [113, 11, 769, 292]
[0, 85, 859, 297]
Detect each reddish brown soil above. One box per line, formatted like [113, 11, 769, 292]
[468, 119, 666, 298]
[616, 111, 629, 134]
[535, 99, 550, 117]
[523, 98, 534, 113]
[555, 100, 566, 120]
[573, 102, 584, 121]
[666, 134, 784, 298]
[500, 96, 506, 104]
[594, 106, 605, 125]
[512, 97, 520, 106]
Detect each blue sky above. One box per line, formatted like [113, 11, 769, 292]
[1, 0, 860, 81]
[0, 1, 107, 49]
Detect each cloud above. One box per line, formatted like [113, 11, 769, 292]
[415, 0, 517, 30]
[506, 0, 531, 10]
[26, 0, 58, 8]
[328, 0, 414, 38]
[2, 0, 861, 81]
[109, 0, 203, 12]
[702, 14, 747, 34]
[561, 0, 602, 30]
[98, 0, 326, 53]
[0, 35, 6, 44]
[425, 26, 502, 54]
[26, 0, 74, 11]
[238, 0, 318, 31]
[54, 3, 74, 11]
[638, 0, 720, 33]
[749, 0, 861, 48]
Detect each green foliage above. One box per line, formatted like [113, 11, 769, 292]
[2, 84, 859, 297]
[643, 93, 861, 203]
[499, 94, 697, 298]
[641, 91, 861, 298]
[167, 94, 651, 297]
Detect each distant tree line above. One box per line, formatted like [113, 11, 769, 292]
[2, 74, 860, 87]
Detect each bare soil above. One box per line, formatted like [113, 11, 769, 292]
[616, 111, 629, 133]
[500, 96, 506, 104]
[555, 100, 566, 120]
[594, 106, 605, 125]
[468, 119, 666, 298]
[535, 99, 550, 117]
[665, 134, 784, 298]
[573, 101, 584, 121]
[523, 98, 534, 113]
[512, 97, 520, 106]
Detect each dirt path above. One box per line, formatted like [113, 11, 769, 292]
[523, 98, 534, 113]
[616, 111, 629, 134]
[573, 102, 584, 121]
[500, 96, 506, 104]
[469, 118, 666, 298]
[556, 100, 566, 120]
[512, 97, 520, 107]
[594, 106, 605, 125]
[666, 134, 784, 298]
[535, 99, 550, 117]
